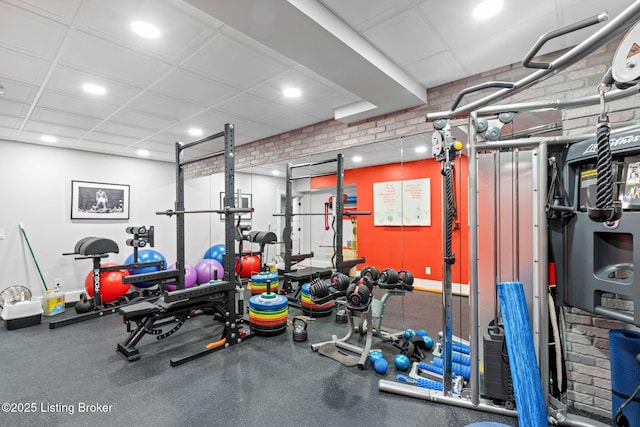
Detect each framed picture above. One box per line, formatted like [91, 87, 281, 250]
[71, 180, 130, 220]
[219, 192, 252, 221]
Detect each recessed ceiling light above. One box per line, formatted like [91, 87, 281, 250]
[40, 135, 57, 143]
[82, 83, 106, 95]
[283, 87, 301, 98]
[131, 20, 161, 39]
[271, 170, 281, 176]
[415, 145, 427, 154]
[352, 155, 363, 163]
[472, 0, 503, 20]
[137, 149, 150, 157]
[188, 127, 203, 137]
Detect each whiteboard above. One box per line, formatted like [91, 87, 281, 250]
[373, 178, 430, 226]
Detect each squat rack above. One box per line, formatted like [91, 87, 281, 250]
[379, 2, 640, 425]
[154, 123, 253, 365]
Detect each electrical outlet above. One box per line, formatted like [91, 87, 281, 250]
[425, 267, 431, 275]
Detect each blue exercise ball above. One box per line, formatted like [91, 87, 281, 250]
[124, 249, 166, 288]
[203, 244, 226, 264]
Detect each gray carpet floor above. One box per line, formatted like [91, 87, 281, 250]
[0, 288, 520, 427]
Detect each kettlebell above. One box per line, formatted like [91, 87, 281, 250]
[292, 316, 308, 342]
[75, 292, 93, 314]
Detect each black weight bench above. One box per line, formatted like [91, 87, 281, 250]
[116, 282, 229, 361]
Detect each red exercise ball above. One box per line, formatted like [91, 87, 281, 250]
[84, 263, 131, 303]
[235, 255, 261, 278]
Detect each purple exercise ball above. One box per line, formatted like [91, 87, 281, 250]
[195, 259, 224, 284]
[165, 263, 197, 291]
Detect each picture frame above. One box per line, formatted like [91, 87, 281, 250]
[219, 192, 252, 221]
[71, 180, 130, 220]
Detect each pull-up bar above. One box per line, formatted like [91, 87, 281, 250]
[290, 158, 337, 169]
[274, 211, 371, 217]
[156, 208, 254, 217]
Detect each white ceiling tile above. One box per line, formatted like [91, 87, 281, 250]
[0, 2, 70, 61]
[58, 30, 172, 87]
[93, 121, 158, 140]
[82, 131, 140, 146]
[38, 90, 121, 118]
[75, 0, 220, 63]
[152, 68, 237, 107]
[216, 93, 287, 121]
[0, 48, 51, 85]
[3, 0, 83, 25]
[320, 0, 411, 30]
[30, 107, 103, 129]
[418, 0, 557, 51]
[224, 117, 284, 140]
[0, 126, 18, 139]
[182, 32, 289, 90]
[363, 9, 444, 66]
[407, 51, 468, 89]
[0, 99, 30, 117]
[46, 65, 142, 105]
[0, 116, 22, 128]
[22, 120, 88, 138]
[127, 92, 206, 120]
[180, 108, 243, 136]
[109, 108, 178, 131]
[64, 138, 133, 155]
[247, 68, 344, 113]
[0, 78, 39, 104]
[16, 130, 75, 145]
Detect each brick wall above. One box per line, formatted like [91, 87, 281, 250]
[185, 36, 640, 420]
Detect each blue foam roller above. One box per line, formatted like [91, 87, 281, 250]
[453, 341, 470, 355]
[497, 281, 547, 427]
[609, 329, 640, 425]
[431, 357, 470, 380]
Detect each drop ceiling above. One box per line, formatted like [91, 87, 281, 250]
[0, 0, 633, 163]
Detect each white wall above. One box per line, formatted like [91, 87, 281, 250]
[0, 141, 284, 302]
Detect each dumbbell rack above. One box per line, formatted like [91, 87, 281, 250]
[311, 299, 380, 370]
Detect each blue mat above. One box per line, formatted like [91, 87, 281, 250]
[497, 281, 547, 426]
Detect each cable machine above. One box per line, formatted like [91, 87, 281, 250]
[379, 2, 640, 426]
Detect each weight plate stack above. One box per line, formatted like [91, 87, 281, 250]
[248, 292, 288, 336]
[250, 271, 280, 295]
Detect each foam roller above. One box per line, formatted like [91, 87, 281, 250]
[395, 374, 443, 391]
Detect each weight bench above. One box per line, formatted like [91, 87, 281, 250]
[116, 282, 230, 361]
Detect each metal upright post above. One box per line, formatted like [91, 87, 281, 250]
[284, 163, 293, 273]
[335, 153, 344, 270]
[468, 112, 480, 406]
[223, 123, 236, 281]
[175, 142, 186, 290]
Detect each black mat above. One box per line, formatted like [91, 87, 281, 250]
[0, 289, 519, 427]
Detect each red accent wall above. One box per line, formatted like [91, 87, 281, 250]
[312, 156, 468, 284]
